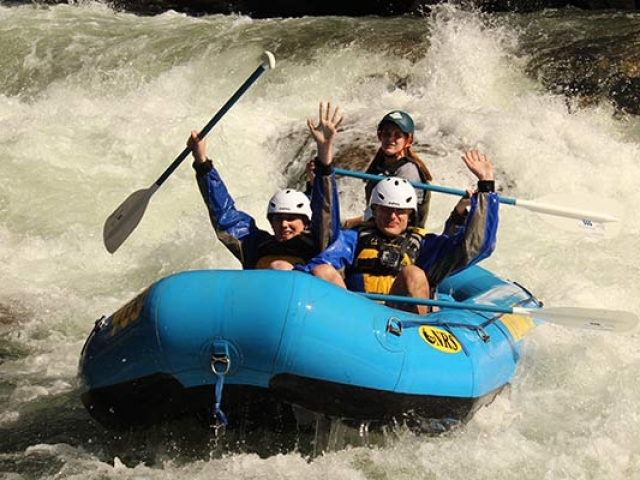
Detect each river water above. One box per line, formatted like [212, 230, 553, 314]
[1, 3, 640, 479]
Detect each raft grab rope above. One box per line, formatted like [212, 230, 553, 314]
[210, 341, 231, 436]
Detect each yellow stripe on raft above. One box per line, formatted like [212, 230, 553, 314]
[500, 313, 535, 341]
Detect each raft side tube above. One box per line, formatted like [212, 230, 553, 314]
[396, 266, 541, 399]
[78, 285, 163, 392]
[271, 271, 407, 391]
[153, 270, 300, 388]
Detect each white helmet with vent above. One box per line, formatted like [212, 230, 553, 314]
[267, 189, 312, 222]
[369, 177, 417, 212]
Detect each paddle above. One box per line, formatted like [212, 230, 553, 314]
[334, 168, 621, 237]
[525, 193, 622, 239]
[103, 51, 277, 254]
[362, 293, 638, 333]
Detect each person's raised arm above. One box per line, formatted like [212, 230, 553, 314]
[307, 101, 344, 166]
[189, 130, 257, 264]
[307, 101, 344, 249]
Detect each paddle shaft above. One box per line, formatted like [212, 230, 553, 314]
[103, 52, 275, 253]
[335, 168, 466, 196]
[155, 61, 271, 187]
[363, 293, 515, 314]
[361, 293, 638, 332]
[334, 168, 618, 223]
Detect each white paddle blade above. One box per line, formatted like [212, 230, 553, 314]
[527, 194, 624, 239]
[536, 214, 622, 239]
[514, 306, 638, 333]
[516, 194, 622, 223]
[103, 185, 158, 253]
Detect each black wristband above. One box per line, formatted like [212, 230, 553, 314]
[314, 157, 334, 176]
[193, 158, 213, 176]
[477, 180, 495, 193]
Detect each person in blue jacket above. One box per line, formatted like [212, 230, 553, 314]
[190, 102, 343, 270]
[297, 149, 499, 315]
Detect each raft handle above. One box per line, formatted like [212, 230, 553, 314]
[386, 317, 403, 337]
[211, 354, 231, 375]
[477, 326, 490, 343]
[94, 315, 107, 330]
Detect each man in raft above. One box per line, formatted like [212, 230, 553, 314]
[297, 150, 499, 315]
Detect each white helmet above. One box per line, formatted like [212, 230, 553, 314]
[369, 177, 417, 212]
[267, 189, 312, 222]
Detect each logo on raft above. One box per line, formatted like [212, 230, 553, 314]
[418, 326, 461, 354]
[109, 288, 149, 336]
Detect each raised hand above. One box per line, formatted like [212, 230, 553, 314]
[307, 101, 344, 165]
[462, 149, 494, 181]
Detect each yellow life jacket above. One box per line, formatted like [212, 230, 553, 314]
[348, 226, 426, 294]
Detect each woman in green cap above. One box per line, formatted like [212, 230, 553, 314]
[344, 110, 434, 229]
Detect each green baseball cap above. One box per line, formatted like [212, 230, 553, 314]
[378, 110, 415, 135]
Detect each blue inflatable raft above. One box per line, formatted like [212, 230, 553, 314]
[78, 265, 541, 431]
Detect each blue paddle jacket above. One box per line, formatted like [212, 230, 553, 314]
[297, 190, 499, 292]
[194, 159, 340, 269]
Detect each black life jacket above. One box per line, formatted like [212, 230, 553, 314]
[253, 232, 317, 269]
